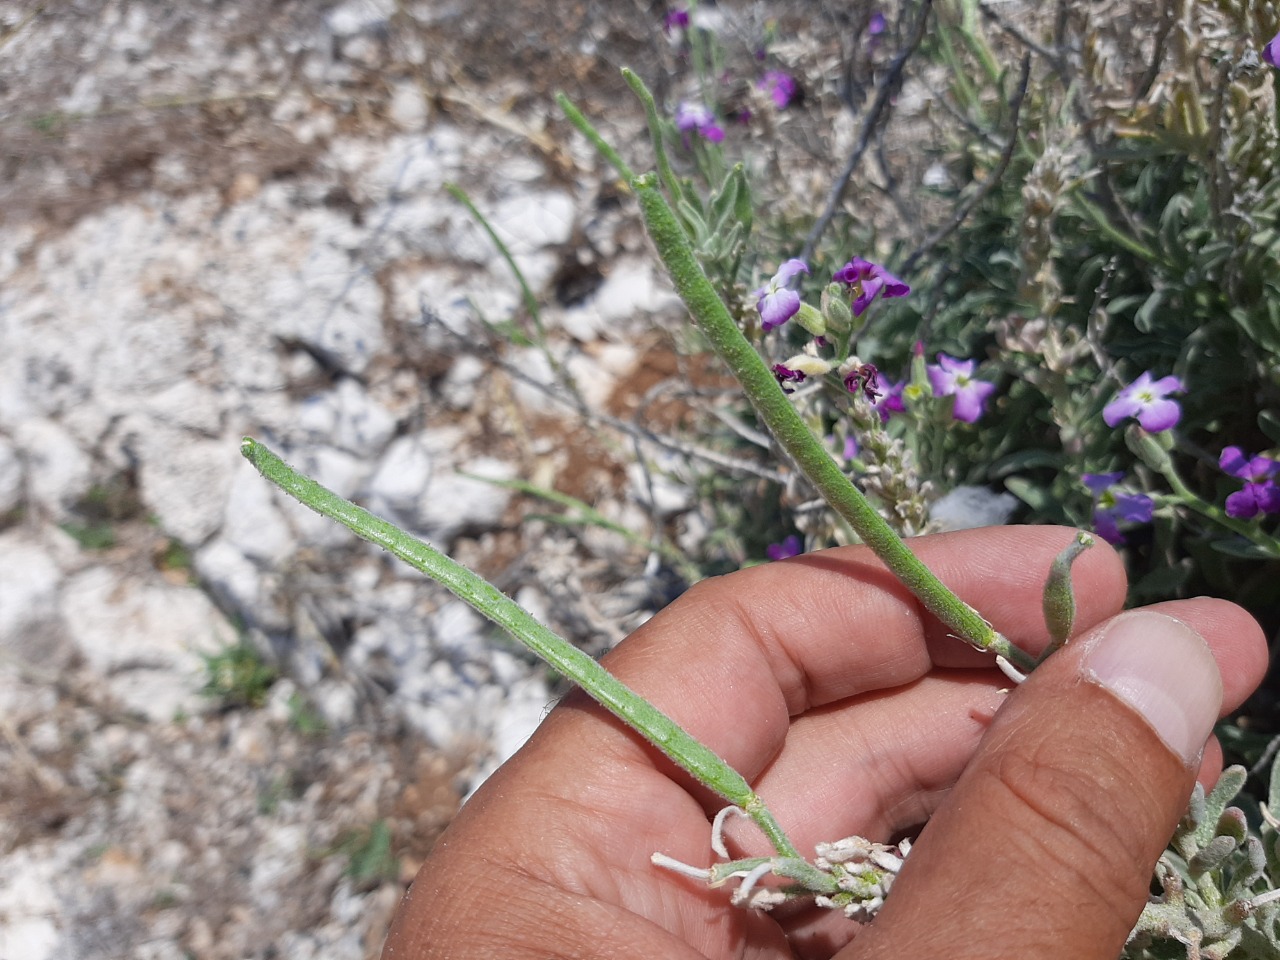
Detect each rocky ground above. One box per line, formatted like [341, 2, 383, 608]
[0, 2, 694, 956]
[0, 1, 982, 956]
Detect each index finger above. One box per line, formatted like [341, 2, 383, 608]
[595, 525, 1129, 782]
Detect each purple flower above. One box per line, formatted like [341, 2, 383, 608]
[1102, 371, 1184, 432]
[758, 70, 797, 109]
[842, 434, 859, 461]
[772, 362, 806, 393]
[1082, 472, 1154, 546]
[1220, 446, 1280, 519]
[926, 354, 997, 423]
[754, 259, 809, 331]
[674, 102, 725, 143]
[874, 377, 906, 421]
[832, 257, 910, 316]
[1265, 31, 1280, 68]
[664, 8, 690, 32]
[868, 11, 887, 35]
[766, 534, 803, 561]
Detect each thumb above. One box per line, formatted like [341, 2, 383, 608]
[842, 610, 1223, 960]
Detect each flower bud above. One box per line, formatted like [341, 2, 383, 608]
[783, 354, 833, 377]
[794, 302, 827, 337]
[1127, 427, 1174, 475]
[820, 283, 852, 333]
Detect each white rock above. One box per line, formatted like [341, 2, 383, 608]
[312, 679, 358, 729]
[367, 429, 513, 544]
[489, 190, 576, 254]
[627, 454, 694, 517]
[506, 346, 561, 414]
[420, 456, 515, 543]
[214, 206, 385, 377]
[366, 433, 434, 513]
[440, 354, 487, 411]
[0, 531, 61, 649]
[583, 256, 681, 329]
[929, 485, 1019, 531]
[0, 845, 73, 960]
[63, 570, 238, 721]
[463, 675, 555, 796]
[249, 825, 308, 904]
[432, 601, 484, 659]
[562, 343, 638, 410]
[361, 128, 465, 199]
[388, 81, 430, 130]
[130, 426, 233, 545]
[60, 567, 236, 721]
[288, 443, 369, 501]
[330, 378, 398, 457]
[0, 434, 22, 514]
[12, 419, 91, 517]
[139, 380, 224, 436]
[326, 0, 395, 37]
[195, 539, 276, 626]
[259, 250, 384, 377]
[222, 460, 297, 565]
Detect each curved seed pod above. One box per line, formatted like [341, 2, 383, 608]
[1039, 531, 1093, 659]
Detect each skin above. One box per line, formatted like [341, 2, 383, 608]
[381, 526, 1268, 960]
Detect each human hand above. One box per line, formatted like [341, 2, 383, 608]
[381, 526, 1267, 960]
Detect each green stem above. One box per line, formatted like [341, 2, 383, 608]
[1071, 191, 1164, 264]
[633, 175, 1036, 672]
[240, 437, 803, 858]
[445, 182, 583, 406]
[555, 92, 637, 184]
[444, 183, 543, 332]
[1159, 478, 1280, 559]
[462, 472, 704, 586]
[621, 69, 685, 214]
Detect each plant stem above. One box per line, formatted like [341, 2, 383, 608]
[1158, 476, 1280, 559]
[621, 69, 685, 212]
[555, 92, 637, 183]
[633, 176, 1036, 672]
[239, 437, 805, 859]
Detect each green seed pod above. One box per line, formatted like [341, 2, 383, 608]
[820, 283, 852, 334]
[1041, 531, 1093, 653]
[794, 302, 826, 338]
[1127, 427, 1175, 474]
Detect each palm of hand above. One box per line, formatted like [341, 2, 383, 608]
[383, 528, 1254, 960]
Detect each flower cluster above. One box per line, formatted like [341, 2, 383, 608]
[755, 256, 910, 333]
[758, 70, 797, 109]
[1220, 447, 1280, 519]
[675, 102, 725, 143]
[1103, 371, 1184, 432]
[832, 257, 910, 317]
[749, 251, 1019, 445]
[752, 256, 1004, 425]
[1083, 473, 1154, 545]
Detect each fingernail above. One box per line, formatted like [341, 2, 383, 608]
[1081, 612, 1223, 766]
